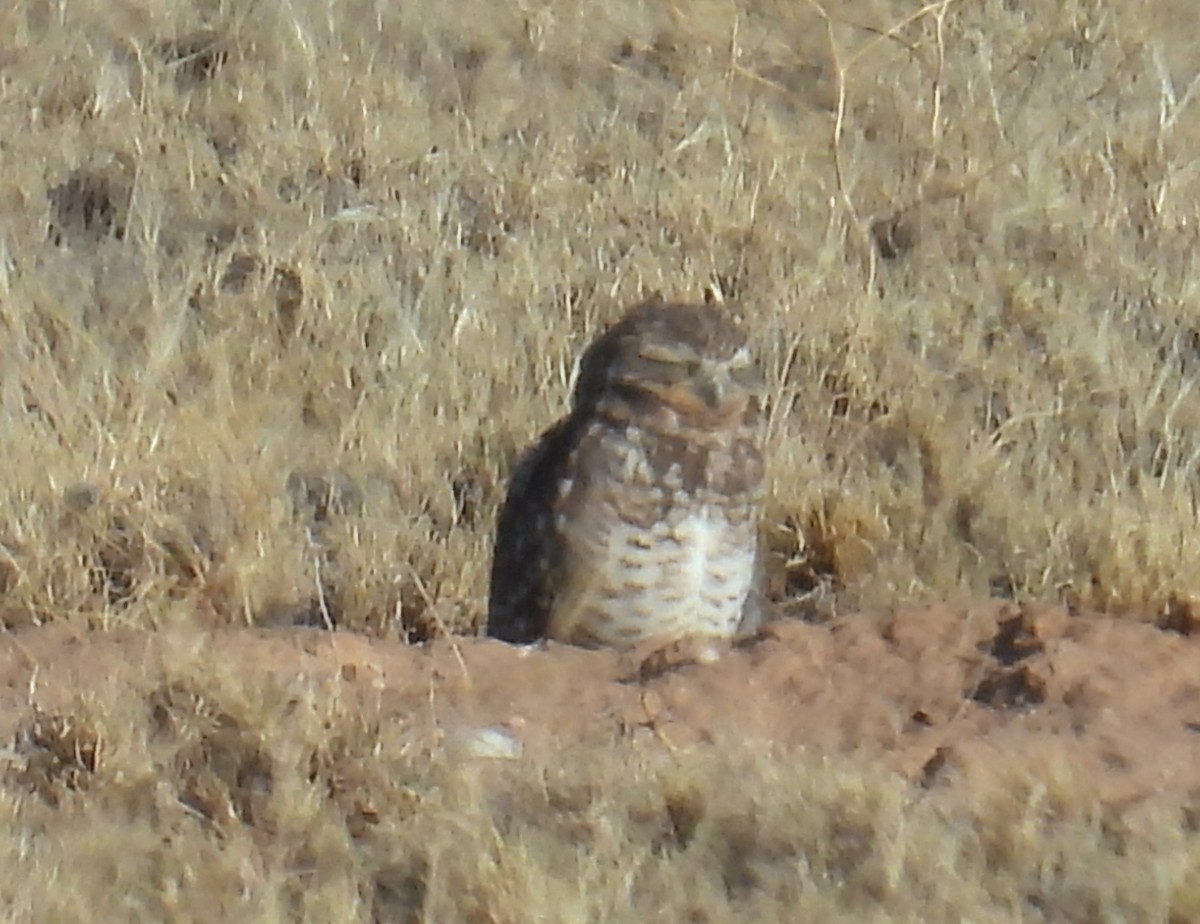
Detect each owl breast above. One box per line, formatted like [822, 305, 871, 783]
[548, 426, 759, 648]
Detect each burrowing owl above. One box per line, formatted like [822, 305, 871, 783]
[487, 299, 765, 649]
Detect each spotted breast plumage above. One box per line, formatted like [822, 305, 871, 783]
[487, 299, 765, 649]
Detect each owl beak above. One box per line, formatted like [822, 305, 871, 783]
[695, 375, 725, 410]
[696, 366, 743, 415]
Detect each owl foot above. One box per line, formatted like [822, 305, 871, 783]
[621, 634, 730, 683]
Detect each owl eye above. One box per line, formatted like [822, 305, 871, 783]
[637, 342, 691, 365]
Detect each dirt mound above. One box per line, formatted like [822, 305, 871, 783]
[2, 600, 1197, 816]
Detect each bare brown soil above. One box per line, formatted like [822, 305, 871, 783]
[5, 602, 1197, 818]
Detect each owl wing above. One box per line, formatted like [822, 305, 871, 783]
[486, 416, 580, 643]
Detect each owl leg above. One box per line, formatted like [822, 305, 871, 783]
[734, 543, 769, 640]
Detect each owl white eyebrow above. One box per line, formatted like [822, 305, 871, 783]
[728, 346, 752, 367]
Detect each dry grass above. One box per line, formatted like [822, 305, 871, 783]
[2, 0, 1200, 919]
[3, 648, 1199, 923]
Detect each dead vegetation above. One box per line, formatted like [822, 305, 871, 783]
[1, 611, 1199, 923]
[2, 0, 1200, 919]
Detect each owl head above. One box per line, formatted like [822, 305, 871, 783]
[571, 300, 761, 428]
